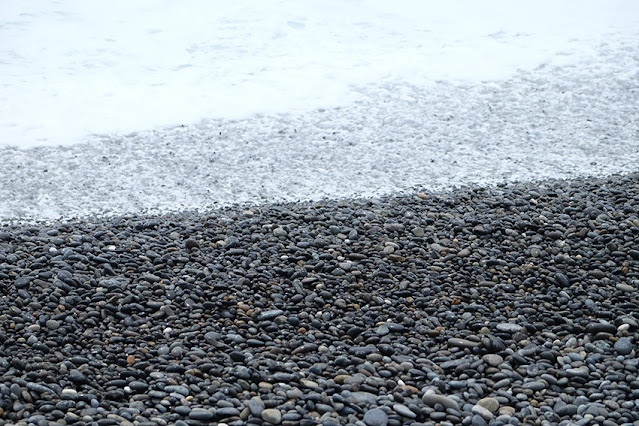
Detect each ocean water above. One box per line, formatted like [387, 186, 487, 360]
[1, 1, 638, 220]
[3, 0, 637, 149]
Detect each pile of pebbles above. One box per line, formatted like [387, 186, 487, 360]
[1, 172, 638, 426]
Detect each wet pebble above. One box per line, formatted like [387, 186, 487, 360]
[1, 173, 638, 426]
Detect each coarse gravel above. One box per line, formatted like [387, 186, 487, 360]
[0, 172, 638, 425]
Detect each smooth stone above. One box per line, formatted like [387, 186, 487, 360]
[217, 407, 240, 417]
[300, 379, 319, 389]
[46, 319, 61, 330]
[448, 338, 479, 349]
[164, 385, 189, 396]
[376, 325, 390, 336]
[457, 248, 471, 257]
[474, 414, 491, 426]
[566, 366, 590, 378]
[499, 407, 516, 416]
[128, 381, 148, 391]
[616, 283, 635, 292]
[261, 408, 282, 424]
[15, 277, 30, 289]
[496, 323, 523, 333]
[422, 391, 460, 411]
[472, 404, 494, 421]
[69, 370, 89, 384]
[393, 403, 416, 418]
[412, 227, 425, 237]
[493, 378, 511, 390]
[273, 228, 287, 237]
[482, 354, 503, 367]
[586, 323, 616, 334]
[350, 391, 378, 404]
[257, 309, 284, 321]
[614, 337, 633, 355]
[26, 383, 56, 395]
[189, 408, 214, 421]
[477, 397, 499, 413]
[184, 238, 200, 250]
[248, 398, 264, 416]
[555, 403, 578, 416]
[522, 381, 546, 391]
[364, 407, 388, 426]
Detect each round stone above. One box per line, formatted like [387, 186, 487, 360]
[477, 397, 499, 413]
[261, 408, 282, 424]
[364, 407, 388, 426]
[614, 337, 633, 355]
[184, 238, 200, 250]
[46, 319, 60, 330]
[412, 227, 425, 237]
[482, 354, 503, 367]
[273, 228, 287, 237]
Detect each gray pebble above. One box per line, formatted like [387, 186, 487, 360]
[614, 337, 633, 355]
[364, 407, 388, 426]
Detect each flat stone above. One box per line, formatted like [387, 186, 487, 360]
[257, 309, 284, 321]
[448, 338, 479, 349]
[566, 366, 590, 378]
[300, 379, 319, 389]
[412, 227, 425, 237]
[586, 322, 616, 334]
[457, 248, 471, 257]
[472, 404, 494, 421]
[128, 381, 148, 392]
[393, 403, 416, 418]
[522, 381, 546, 391]
[247, 398, 264, 416]
[496, 323, 523, 333]
[189, 408, 214, 421]
[422, 391, 460, 411]
[350, 391, 378, 405]
[164, 385, 189, 396]
[616, 283, 636, 292]
[217, 407, 240, 417]
[26, 383, 56, 395]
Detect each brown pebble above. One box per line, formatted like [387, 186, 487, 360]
[126, 355, 135, 365]
[401, 385, 419, 394]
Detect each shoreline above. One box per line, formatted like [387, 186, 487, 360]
[1, 172, 638, 425]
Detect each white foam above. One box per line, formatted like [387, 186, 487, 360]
[2, 0, 638, 148]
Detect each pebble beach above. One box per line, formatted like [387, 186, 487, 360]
[1, 172, 638, 426]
